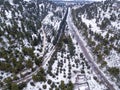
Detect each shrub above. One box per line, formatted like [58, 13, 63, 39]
[108, 67, 119, 76]
[43, 84, 47, 89]
[47, 79, 52, 85]
[11, 83, 19, 90]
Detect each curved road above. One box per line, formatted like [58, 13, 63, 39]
[13, 9, 68, 84]
[12, 7, 116, 90]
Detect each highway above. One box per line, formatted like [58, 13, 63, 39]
[67, 8, 115, 90]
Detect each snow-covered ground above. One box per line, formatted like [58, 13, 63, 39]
[70, 0, 120, 89]
[24, 24, 108, 90]
[76, 2, 120, 69]
[0, 0, 120, 90]
[105, 50, 120, 68]
[0, 0, 65, 88]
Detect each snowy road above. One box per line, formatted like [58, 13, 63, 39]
[13, 47, 56, 84]
[12, 7, 116, 90]
[67, 8, 115, 90]
[13, 9, 68, 84]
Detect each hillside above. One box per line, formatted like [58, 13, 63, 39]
[72, 0, 120, 89]
[0, 0, 120, 90]
[0, 0, 65, 89]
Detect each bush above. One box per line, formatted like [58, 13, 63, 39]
[13, 0, 22, 4]
[67, 36, 75, 56]
[26, 60, 33, 69]
[18, 82, 27, 90]
[108, 67, 119, 76]
[81, 70, 85, 73]
[22, 47, 34, 57]
[100, 17, 111, 29]
[0, 0, 4, 5]
[30, 82, 35, 86]
[59, 81, 65, 90]
[101, 61, 107, 67]
[32, 68, 46, 82]
[110, 13, 116, 21]
[0, 81, 3, 87]
[51, 82, 56, 89]
[11, 83, 19, 90]
[93, 76, 97, 80]
[13, 75, 19, 80]
[47, 79, 52, 85]
[32, 75, 38, 82]
[35, 58, 42, 66]
[67, 81, 74, 90]
[43, 85, 47, 89]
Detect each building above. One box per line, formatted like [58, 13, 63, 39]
[74, 73, 90, 90]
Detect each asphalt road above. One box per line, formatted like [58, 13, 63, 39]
[67, 8, 115, 90]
